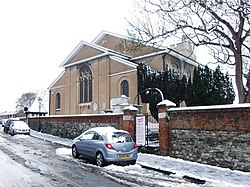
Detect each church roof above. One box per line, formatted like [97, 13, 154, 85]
[92, 30, 129, 44]
[60, 40, 132, 68]
[131, 48, 198, 67]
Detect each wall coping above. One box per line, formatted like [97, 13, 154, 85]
[28, 113, 123, 118]
[169, 103, 250, 112]
[157, 99, 176, 108]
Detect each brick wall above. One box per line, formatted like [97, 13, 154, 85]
[27, 113, 123, 139]
[166, 104, 250, 172]
[27, 104, 250, 172]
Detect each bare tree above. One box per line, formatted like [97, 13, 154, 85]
[15, 92, 37, 116]
[127, 0, 250, 103]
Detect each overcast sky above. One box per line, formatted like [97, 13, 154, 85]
[0, 0, 219, 113]
[0, 0, 137, 112]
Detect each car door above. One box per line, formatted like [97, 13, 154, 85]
[88, 132, 103, 157]
[77, 131, 95, 157]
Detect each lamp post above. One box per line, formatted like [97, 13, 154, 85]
[145, 88, 164, 101]
[38, 97, 42, 132]
[134, 87, 164, 106]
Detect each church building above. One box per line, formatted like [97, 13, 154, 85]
[48, 31, 199, 115]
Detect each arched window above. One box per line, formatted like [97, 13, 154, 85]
[56, 93, 61, 110]
[79, 65, 92, 103]
[120, 80, 129, 97]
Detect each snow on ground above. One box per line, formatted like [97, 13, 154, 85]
[138, 154, 250, 187]
[0, 134, 54, 187]
[31, 130, 250, 187]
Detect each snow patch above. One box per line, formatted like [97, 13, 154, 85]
[55, 148, 71, 158]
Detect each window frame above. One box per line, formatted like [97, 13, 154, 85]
[55, 93, 61, 111]
[120, 80, 129, 97]
[79, 65, 93, 104]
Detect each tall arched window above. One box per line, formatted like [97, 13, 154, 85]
[120, 80, 129, 97]
[56, 93, 61, 110]
[79, 65, 92, 103]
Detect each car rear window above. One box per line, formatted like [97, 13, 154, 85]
[111, 132, 132, 143]
[13, 121, 27, 126]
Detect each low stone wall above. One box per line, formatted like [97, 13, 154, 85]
[27, 113, 123, 139]
[168, 104, 250, 172]
[171, 129, 250, 171]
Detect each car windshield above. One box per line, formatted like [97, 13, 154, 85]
[111, 132, 132, 143]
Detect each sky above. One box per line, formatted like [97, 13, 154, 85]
[0, 0, 135, 113]
[0, 0, 217, 113]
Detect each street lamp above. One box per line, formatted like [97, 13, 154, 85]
[134, 87, 164, 106]
[38, 97, 42, 132]
[145, 88, 164, 101]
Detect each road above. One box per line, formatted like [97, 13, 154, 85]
[0, 128, 126, 187]
[0, 127, 208, 187]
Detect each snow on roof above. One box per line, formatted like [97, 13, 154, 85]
[86, 127, 117, 135]
[28, 96, 48, 113]
[132, 48, 199, 67]
[93, 30, 200, 67]
[92, 30, 130, 44]
[60, 41, 106, 67]
[169, 103, 250, 112]
[60, 40, 131, 68]
[0, 111, 17, 115]
[85, 127, 129, 136]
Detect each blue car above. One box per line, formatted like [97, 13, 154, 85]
[72, 127, 138, 166]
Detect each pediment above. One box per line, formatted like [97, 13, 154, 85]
[70, 45, 104, 64]
[61, 41, 107, 67]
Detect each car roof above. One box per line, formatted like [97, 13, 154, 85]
[86, 127, 128, 135]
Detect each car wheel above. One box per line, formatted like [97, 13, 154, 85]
[129, 160, 136, 165]
[72, 145, 80, 158]
[96, 152, 106, 167]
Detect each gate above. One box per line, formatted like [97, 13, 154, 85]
[144, 113, 159, 146]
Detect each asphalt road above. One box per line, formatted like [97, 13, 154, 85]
[0, 128, 127, 187]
